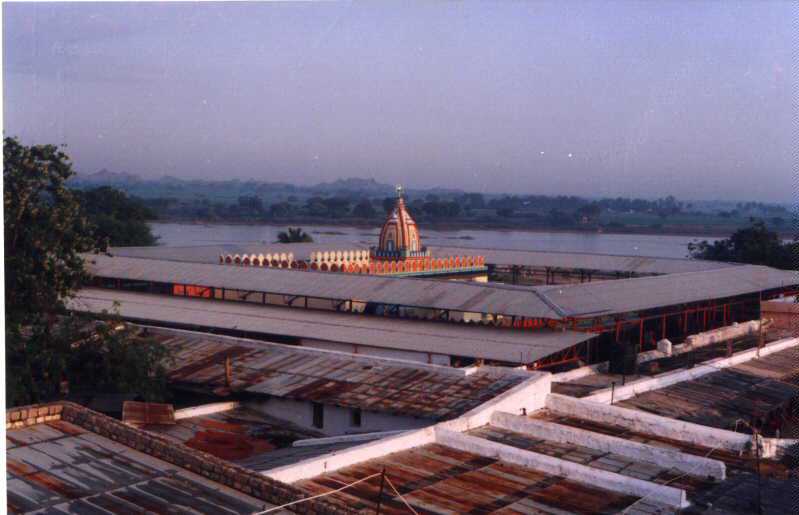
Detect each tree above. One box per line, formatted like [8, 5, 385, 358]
[277, 227, 314, 243]
[688, 220, 795, 270]
[77, 186, 158, 247]
[577, 203, 601, 222]
[237, 195, 264, 215]
[353, 199, 377, 218]
[4, 137, 97, 326]
[4, 137, 170, 406]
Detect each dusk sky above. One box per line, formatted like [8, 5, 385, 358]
[4, 2, 793, 202]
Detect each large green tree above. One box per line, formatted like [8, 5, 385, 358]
[77, 186, 159, 247]
[4, 137, 168, 406]
[688, 220, 796, 270]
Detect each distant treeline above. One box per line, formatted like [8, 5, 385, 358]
[68, 175, 792, 235]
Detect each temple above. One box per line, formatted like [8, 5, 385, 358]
[220, 185, 487, 280]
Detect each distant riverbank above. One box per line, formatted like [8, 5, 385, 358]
[149, 216, 754, 240]
[150, 222, 722, 259]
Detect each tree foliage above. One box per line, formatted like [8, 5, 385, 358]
[4, 137, 169, 407]
[688, 220, 796, 270]
[276, 227, 314, 243]
[77, 186, 159, 247]
[4, 137, 98, 325]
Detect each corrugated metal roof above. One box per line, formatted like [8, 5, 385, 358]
[70, 288, 594, 363]
[618, 345, 799, 433]
[85, 254, 561, 319]
[295, 442, 641, 513]
[144, 406, 320, 465]
[149, 327, 526, 420]
[6, 420, 277, 514]
[536, 265, 799, 317]
[432, 245, 739, 274]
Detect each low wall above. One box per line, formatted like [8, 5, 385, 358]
[584, 337, 799, 404]
[292, 430, 409, 448]
[174, 401, 239, 420]
[683, 320, 762, 349]
[547, 394, 753, 453]
[265, 425, 437, 483]
[490, 411, 726, 480]
[440, 371, 552, 432]
[7, 402, 350, 515]
[435, 427, 689, 509]
[762, 301, 799, 334]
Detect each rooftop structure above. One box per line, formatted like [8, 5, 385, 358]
[255, 337, 799, 515]
[5, 402, 347, 514]
[110, 242, 738, 276]
[83, 253, 561, 319]
[150, 326, 529, 422]
[372, 185, 426, 260]
[616, 345, 799, 436]
[70, 288, 595, 365]
[216, 186, 488, 278]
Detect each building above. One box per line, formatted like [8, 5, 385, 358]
[79, 246, 798, 369]
[5, 402, 347, 514]
[142, 325, 534, 435]
[255, 336, 799, 514]
[219, 186, 488, 280]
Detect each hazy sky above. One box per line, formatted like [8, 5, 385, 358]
[4, 2, 794, 201]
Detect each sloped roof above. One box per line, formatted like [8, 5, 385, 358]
[70, 288, 595, 363]
[85, 254, 561, 319]
[149, 327, 527, 420]
[535, 265, 798, 317]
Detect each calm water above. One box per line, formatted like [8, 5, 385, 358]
[151, 223, 717, 259]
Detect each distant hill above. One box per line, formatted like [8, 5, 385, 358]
[72, 169, 142, 185]
[312, 177, 394, 195]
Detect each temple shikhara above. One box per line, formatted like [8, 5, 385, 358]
[220, 185, 487, 280]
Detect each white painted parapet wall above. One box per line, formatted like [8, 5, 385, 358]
[490, 411, 726, 481]
[174, 401, 240, 420]
[583, 337, 799, 405]
[547, 393, 754, 454]
[265, 370, 552, 483]
[435, 427, 689, 509]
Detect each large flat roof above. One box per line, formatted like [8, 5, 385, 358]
[85, 254, 562, 319]
[89, 253, 799, 321]
[70, 288, 594, 363]
[112, 242, 738, 275]
[148, 326, 527, 420]
[537, 264, 799, 317]
[432, 244, 739, 274]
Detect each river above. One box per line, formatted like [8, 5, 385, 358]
[150, 223, 717, 259]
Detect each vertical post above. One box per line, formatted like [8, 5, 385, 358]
[224, 355, 232, 387]
[754, 430, 763, 515]
[375, 467, 386, 515]
[639, 319, 644, 348]
[758, 291, 765, 351]
[610, 382, 616, 404]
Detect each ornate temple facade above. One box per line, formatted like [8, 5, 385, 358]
[220, 186, 486, 279]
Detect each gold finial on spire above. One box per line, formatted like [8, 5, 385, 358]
[395, 184, 404, 199]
